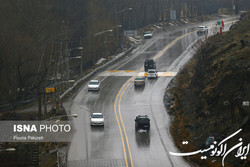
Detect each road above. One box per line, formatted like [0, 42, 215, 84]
[66, 17, 238, 167]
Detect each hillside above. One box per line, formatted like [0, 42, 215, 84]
[165, 12, 250, 167]
[1, 0, 249, 107]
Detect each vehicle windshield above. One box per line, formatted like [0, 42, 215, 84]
[198, 26, 205, 29]
[148, 70, 156, 73]
[144, 31, 151, 34]
[137, 118, 149, 123]
[145, 59, 154, 63]
[135, 77, 144, 80]
[92, 114, 103, 118]
[89, 81, 99, 85]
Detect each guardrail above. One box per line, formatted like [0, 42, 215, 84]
[59, 45, 134, 100]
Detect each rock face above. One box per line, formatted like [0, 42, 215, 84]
[165, 12, 250, 167]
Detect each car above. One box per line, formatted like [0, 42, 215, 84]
[88, 80, 100, 91]
[135, 115, 150, 132]
[197, 26, 208, 34]
[90, 113, 104, 126]
[134, 77, 145, 87]
[144, 58, 156, 71]
[147, 69, 158, 79]
[144, 31, 153, 39]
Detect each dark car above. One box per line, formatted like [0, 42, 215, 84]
[144, 59, 156, 71]
[135, 115, 150, 132]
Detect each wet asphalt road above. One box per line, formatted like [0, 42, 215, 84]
[66, 17, 238, 167]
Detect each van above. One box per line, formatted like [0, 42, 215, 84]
[144, 59, 156, 71]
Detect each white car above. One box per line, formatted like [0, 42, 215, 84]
[144, 31, 153, 39]
[147, 69, 158, 79]
[197, 26, 208, 34]
[134, 77, 145, 87]
[90, 113, 104, 126]
[88, 80, 100, 91]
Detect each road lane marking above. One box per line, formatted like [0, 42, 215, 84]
[114, 30, 196, 167]
[124, 70, 136, 73]
[108, 70, 120, 72]
[114, 77, 134, 167]
[100, 70, 177, 77]
[159, 72, 177, 76]
[118, 77, 135, 167]
[154, 31, 193, 61]
[114, 90, 129, 167]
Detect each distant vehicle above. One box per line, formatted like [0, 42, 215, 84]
[135, 115, 150, 132]
[197, 26, 208, 34]
[144, 58, 156, 71]
[88, 80, 100, 91]
[90, 113, 104, 126]
[144, 31, 153, 39]
[134, 77, 145, 87]
[147, 69, 158, 79]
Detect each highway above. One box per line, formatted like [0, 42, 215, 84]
[66, 17, 237, 167]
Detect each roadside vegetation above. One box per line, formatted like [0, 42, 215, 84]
[165, 12, 250, 167]
[1, 0, 249, 107]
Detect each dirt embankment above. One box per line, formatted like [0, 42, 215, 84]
[165, 13, 250, 167]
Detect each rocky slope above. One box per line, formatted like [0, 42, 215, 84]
[165, 12, 250, 167]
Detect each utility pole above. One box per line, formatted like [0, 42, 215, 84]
[43, 88, 47, 119]
[38, 90, 42, 120]
[115, 4, 121, 51]
[80, 39, 83, 74]
[163, 0, 166, 31]
[61, 40, 65, 92]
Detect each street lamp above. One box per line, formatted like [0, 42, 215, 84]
[57, 56, 81, 66]
[116, 8, 132, 30]
[114, 25, 122, 28]
[117, 8, 132, 15]
[70, 47, 83, 74]
[163, 9, 170, 32]
[57, 56, 82, 82]
[93, 29, 114, 57]
[93, 29, 113, 37]
[64, 47, 84, 79]
[115, 8, 132, 49]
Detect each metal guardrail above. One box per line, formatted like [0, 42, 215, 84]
[60, 45, 134, 100]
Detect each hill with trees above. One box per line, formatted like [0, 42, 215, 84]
[0, 0, 248, 106]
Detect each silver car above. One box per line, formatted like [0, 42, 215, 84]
[88, 80, 100, 91]
[197, 26, 208, 34]
[134, 77, 145, 87]
[90, 113, 104, 126]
